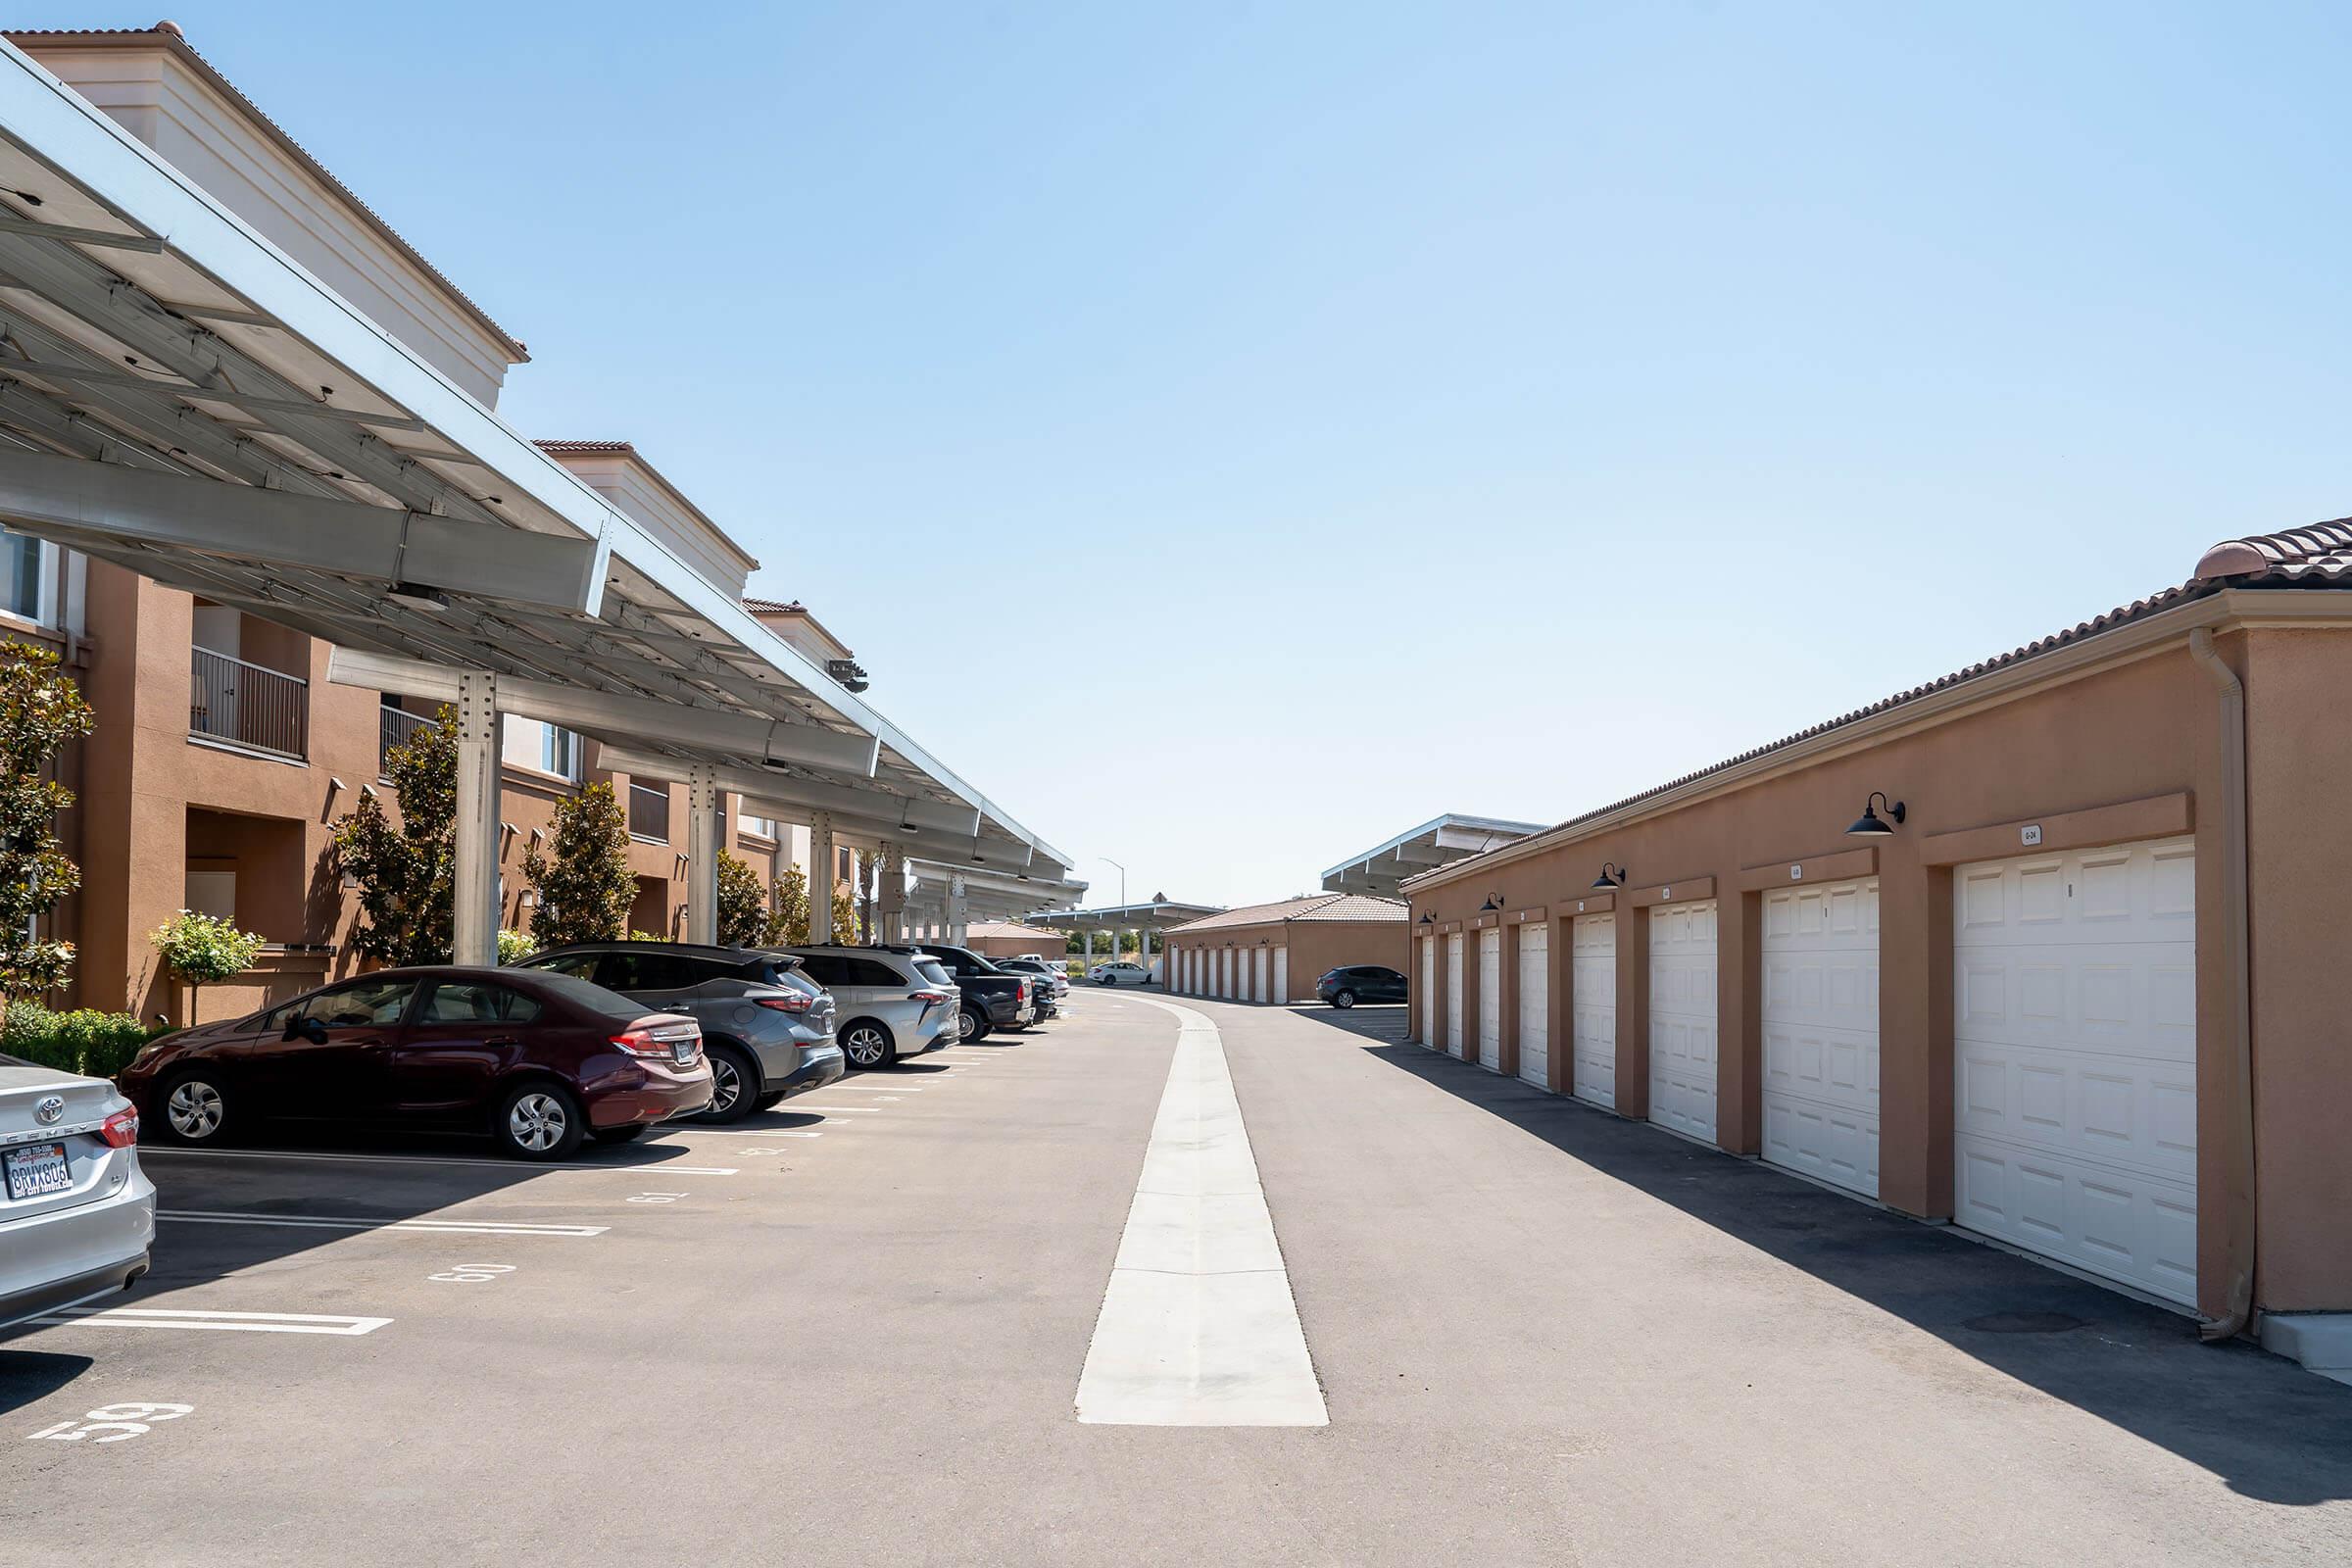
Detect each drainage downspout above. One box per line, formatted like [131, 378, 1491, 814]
[2188, 627, 2255, 1342]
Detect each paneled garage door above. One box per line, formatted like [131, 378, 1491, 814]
[1953, 839, 2197, 1305]
[1516, 923, 1550, 1088]
[1273, 947, 1289, 1004]
[1571, 913, 1616, 1107]
[1446, 933, 1465, 1055]
[1477, 929, 1502, 1070]
[1219, 949, 1233, 998]
[1648, 899, 1719, 1145]
[1762, 878, 1880, 1198]
[1253, 947, 1269, 1003]
[1418, 935, 1435, 1045]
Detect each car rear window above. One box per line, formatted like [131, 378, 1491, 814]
[912, 959, 953, 988]
[517, 970, 651, 1021]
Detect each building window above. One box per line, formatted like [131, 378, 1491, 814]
[0, 529, 47, 622]
[541, 724, 579, 780]
[837, 847, 852, 882]
[741, 811, 776, 841]
[501, 716, 581, 782]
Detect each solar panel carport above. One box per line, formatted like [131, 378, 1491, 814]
[1321, 813, 1548, 897]
[0, 39, 1067, 961]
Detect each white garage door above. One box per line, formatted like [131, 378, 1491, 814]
[1253, 947, 1269, 1003]
[1273, 947, 1289, 1003]
[1762, 878, 1880, 1198]
[1219, 948, 1232, 998]
[1477, 929, 1502, 1070]
[1418, 936, 1436, 1045]
[1235, 948, 1250, 1002]
[1571, 914, 1616, 1107]
[1446, 933, 1465, 1055]
[1517, 923, 1550, 1088]
[1953, 839, 2197, 1305]
[1648, 900, 1719, 1145]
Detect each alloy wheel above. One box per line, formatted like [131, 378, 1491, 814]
[167, 1079, 222, 1139]
[844, 1026, 888, 1067]
[508, 1091, 568, 1152]
[709, 1054, 742, 1116]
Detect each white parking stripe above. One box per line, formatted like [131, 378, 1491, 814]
[788, 1105, 881, 1114]
[160, 1210, 607, 1237]
[670, 1128, 823, 1139]
[1074, 997, 1326, 1428]
[837, 1084, 923, 1092]
[30, 1307, 392, 1336]
[139, 1148, 737, 1176]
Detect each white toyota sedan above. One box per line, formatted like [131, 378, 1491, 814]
[1088, 961, 1154, 987]
[1, 1054, 155, 1339]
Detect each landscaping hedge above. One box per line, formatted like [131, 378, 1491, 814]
[2, 1001, 172, 1080]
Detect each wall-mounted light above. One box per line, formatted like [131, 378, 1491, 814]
[1845, 792, 1906, 837]
[1591, 862, 1628, 890]
[1418, 912, 1435, 924]
[1479, 895, 1500, 912]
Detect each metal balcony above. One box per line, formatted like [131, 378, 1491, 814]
[189, 646, 308, 761]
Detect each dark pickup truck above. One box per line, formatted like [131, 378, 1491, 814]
[906, 943, 1042, 1041]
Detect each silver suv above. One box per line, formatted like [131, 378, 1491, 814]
[515, 942, 842, 1122]
[784, 947, 958, 1069]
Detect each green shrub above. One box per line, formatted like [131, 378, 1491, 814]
[497, 927, 536, 965]
[3, 1001, 169, 1079]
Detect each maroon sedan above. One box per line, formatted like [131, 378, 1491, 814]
[117, 965, 712, 1161]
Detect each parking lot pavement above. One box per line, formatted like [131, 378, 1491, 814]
[5, 990, 2349, 1566]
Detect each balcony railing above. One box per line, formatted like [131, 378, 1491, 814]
[190, 646, 308, 761]
[629, 782, 671, 844]
[379, 704, 436, 774]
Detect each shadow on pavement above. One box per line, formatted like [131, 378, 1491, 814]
[0, 1348, 94, 1414]
[1285, 1004, 2352, 1506]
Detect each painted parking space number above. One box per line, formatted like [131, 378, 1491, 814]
[626, 1192, 689, 1204]
[28, 1401, 195, 1445]
[428, 1262, 516, 1284]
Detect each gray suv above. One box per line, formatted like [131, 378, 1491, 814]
[515, 942, 843, 1122]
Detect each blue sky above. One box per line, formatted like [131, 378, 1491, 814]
[74, 1, 2352, 906]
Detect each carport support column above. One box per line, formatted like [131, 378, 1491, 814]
[683, 763, 720, 946]
[810, 812, 836, 943]
[451, 671, 501, 967]
[879, 843, 906, 942]
[947, 874, 969, 942]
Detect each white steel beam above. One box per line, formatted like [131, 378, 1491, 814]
[328, 647, 879, 778]
[684, 763, 719, 946]
[810, 812, 836, 944]
[0, 447, 600, 612]
[596, 744, 976, 839]
[451, 671, 500, 967]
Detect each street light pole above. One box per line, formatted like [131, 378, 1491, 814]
[1103, 858, 1126, 957]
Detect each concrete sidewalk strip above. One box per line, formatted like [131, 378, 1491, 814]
[1075, 1000, 1327, 1427]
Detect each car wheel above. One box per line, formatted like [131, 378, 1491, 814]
[959, 1004, 991, 1043]
[699, 1045, 760, 1124]
[841, 1020, 896, 1070]
[1332, 989, 1356, 1009]
[156, 1069, 233, 1145]
[590, 1126, 649, 1146]
[494, 1082, 587, 1161]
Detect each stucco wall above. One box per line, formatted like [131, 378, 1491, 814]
[1404, 622, 2352, 1319]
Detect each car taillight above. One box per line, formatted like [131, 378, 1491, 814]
[99, 1105, 139, 1149]
[1017, 979, 1032, 1002]
[757, 993, 813, 1014]
[612, 1023, 700, 1056]
[908, 990, 948, 1005]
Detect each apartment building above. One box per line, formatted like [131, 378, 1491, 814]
[0, 25, 854, 1023]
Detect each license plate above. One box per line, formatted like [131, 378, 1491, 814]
[3, 1141, 70, 1201]
[671, 1041, 695, 1065]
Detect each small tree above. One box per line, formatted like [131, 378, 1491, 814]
[766, 863, 809, 946]
[830, 884, 861, 945]
[523, 782, 633, 948]
[150, 909, 265, 1026]
[715, 850, 765, 948]
[496, 927, 535, 965]
[0, 640, 95, 999]
[332, 705, 457, 966]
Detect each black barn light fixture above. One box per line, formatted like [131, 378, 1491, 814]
[1845, 792, 1907, 837]
[1591, 862, 1628, 890]
[1479, 894, 1500, 912]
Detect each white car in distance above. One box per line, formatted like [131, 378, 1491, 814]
[1088, 961, 1153, 988]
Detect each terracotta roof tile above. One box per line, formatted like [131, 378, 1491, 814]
[1418, 520, 2352, 880]
[1169, 894, 1406, 932]
[742, 596, 808, 615]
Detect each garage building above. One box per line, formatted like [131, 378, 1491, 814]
[1164, 895, 1408, 1004]
[958, 921, 1066, 961]
[1401, 523, 2352, 1370]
